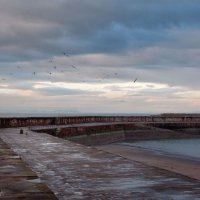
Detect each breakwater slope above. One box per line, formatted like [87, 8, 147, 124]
[32, 121, 200, 146]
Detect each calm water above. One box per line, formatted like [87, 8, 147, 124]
[122, 138, 200, 161]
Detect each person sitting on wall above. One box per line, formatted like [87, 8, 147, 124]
[20, 129, 23, 134]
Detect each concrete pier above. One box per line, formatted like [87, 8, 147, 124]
[0, 136, 57, 199]
[0, 128, 200, 199]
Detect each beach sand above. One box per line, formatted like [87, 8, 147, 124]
[96, 143, 200, 181]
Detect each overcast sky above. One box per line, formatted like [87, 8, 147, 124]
[0, 0, 200, 115]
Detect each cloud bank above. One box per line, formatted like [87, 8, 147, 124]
[0, 0, 199, 114]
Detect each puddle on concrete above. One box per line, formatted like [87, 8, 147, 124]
[8, 155, 21, 159]
[0, 165, 17, 173]
[82, 164, 90, 168]
[68, 153, 99, 162]
[0, 165, 16, 169]
[97, 178, 157, 191]
[41, 143, 61, 146]
[14, 149, 28, 153]
[27, 178, 42, 183]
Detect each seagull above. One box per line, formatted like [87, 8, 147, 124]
[63, 52, 70, 57]
[133, 78, 138, 83]
[33, 72, 36, 75]
[53, 66, 57, 69]
[71, 65, 77, 69]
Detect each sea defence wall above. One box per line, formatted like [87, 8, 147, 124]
[1, 115, 200, 128]
[34, 122, 200, 146]
[145, 122, 200, 129]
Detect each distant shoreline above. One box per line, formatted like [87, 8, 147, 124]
[0, 112, 154, 118]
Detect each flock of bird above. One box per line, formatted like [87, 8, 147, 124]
[0, 52, 138, 85]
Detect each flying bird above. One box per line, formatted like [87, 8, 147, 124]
[71, 65, 77, 69]
[133, 78, 138, 83]
[63, 52, 70, 57]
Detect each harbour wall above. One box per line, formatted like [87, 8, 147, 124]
[1, 115, 200, 128]
[35, 122, 200, 146]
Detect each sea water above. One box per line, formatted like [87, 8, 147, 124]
[122, 138, 200, 161]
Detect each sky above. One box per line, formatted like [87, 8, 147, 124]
[0, 0, 200, 115]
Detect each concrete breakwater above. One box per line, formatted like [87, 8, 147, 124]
[1, 128, 200, 199]
[1, 115, 200, 145]
[0, 137, 57, 199]
[34, 122, 200, 146]
[1, 114, 200, 128]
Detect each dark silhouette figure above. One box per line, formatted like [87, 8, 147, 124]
[20, 129, 23, 134]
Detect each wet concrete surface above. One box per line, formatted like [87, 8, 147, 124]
[0, 128, 200, 200]
[0, 136, 57, 199]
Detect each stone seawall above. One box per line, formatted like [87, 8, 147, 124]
[68, 128, 200, 146]
[34, 122, 200, 146]
[145, 122, 200, 129]
[1, 115, 200, 128]
[68, 131, 126, 146]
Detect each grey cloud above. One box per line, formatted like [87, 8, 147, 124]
[5, 0, 199, 31]
[1, 0, 200, 62]
[0, 0, 200, 115]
